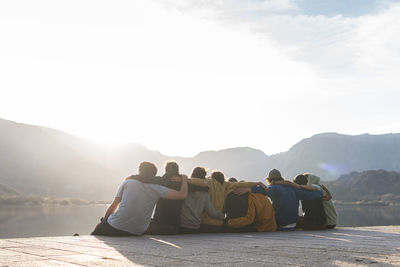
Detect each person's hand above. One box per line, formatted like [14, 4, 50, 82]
[258, 183, 268, 191]
[170, 175, 182, 182]
[233, 187, 251, 195]
[180, 175, 188, 182]
[322, 189, 328, 199]
[322, 189, 331, 200]
[321, 185, 332, 201]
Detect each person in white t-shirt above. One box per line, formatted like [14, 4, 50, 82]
[91, 161, 188, 236]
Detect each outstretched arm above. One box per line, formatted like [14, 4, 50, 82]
[271, 180, 302, 189]
[233, 184, 268, 196]
[300, 184, 317, 191]
[296, 188, 323, 201]
[227, 181, 259, 191]
[165, 175, 188, 200]
[272, 180, 319, 191]
[188, 178, 210, 187]
[104, 197, 121, 220]
[204, 194, 225, 220]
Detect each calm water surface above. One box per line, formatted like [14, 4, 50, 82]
[1, 205, 400, 238]
[0, 205, 106, 238]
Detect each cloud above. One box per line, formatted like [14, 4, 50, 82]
[162, 0, 298, 13]
[159, 0, 400, 145]
[160, 0, 400, 94]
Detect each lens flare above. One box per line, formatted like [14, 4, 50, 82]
[318, 162, 348, 176]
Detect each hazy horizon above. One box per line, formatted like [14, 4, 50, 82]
[3, 116, 399, 158]
[1, 0, 400, 157]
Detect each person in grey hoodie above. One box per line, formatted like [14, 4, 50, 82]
[180, 167, 225, 234]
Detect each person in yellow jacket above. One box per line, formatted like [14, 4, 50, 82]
[189, 170, 259, 233]
[227, 189, 277, 232]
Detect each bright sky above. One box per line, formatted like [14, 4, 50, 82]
[1, 0, 400, 156]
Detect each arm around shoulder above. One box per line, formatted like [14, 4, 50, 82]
[166, 175, 188, 200]
[273, 180, 301, 189]
[301, 184, 318, 191]
[204, 194, 225, 220]
[297, 188, 323, 200]
[228, 181, 258, 190]
[188, 178, 210, 187]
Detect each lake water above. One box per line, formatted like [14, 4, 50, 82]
[1, 205, 400, 238]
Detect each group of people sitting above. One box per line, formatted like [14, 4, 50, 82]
[91, 160, 337, 236]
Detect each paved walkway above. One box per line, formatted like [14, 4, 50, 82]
[0, 226, 399, 266]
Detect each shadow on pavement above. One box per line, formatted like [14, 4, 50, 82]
[94, 227, 400, 266]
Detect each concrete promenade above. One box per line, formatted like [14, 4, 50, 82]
[0, 226, 399, 266]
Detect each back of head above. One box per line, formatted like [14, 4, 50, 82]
[228, 177, 238, 183]
[306, 174, 320, 185]
[266, 168, 284, 184]
[211, 170, 225, 184]
[191, 166, 207, 179]
[138, 161, 158, 178]
[293, 174, 308, 185]
[164, 160, 179, 179]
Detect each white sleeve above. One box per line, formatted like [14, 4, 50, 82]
[150, 184, 171, 198]
[115, 181, 126, 198]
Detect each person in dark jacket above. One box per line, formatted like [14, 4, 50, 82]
[225, 179, 249, 220]
[293, 174, 326, 230]
[147, 161, 184, 235]
[224, 178, 253, 232]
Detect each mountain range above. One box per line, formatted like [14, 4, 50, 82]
[1, 117, 400, 201]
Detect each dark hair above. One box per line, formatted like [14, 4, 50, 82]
[138, 161, 157, 178]
[211, 170, 225, 184]
[164, 161, 179, 179]
[228, 177, 238, 182]
[293, 174, 308, 185]
[266, 169, 284, 183]
[191, 167, 207, 179]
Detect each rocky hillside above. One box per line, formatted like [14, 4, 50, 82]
[327, 170, 400, 205]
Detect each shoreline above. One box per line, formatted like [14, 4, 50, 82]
[333, 200, 400, 206]
[0, 196, 109, 206]
[2, 198, 399, 207]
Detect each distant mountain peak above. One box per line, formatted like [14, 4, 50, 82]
[195, 147, 268, 158]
